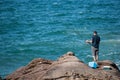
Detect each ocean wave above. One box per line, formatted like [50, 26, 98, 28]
[102, 39, 120, 43]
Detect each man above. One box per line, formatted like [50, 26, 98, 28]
[86, 31, 100, 61]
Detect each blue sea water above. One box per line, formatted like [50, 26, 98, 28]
[0, 0, 120, 78]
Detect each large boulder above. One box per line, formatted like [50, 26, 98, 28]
[6, 58, 53, 80]
[6, 52, 120, 80]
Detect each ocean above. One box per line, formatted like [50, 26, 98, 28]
[0, 0, 120, 78]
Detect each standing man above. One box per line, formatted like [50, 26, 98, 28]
[86, 31, 100, 61]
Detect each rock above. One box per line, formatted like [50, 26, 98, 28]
[97, 60, 120, 71]
[6, 58, 53, 80]
[6, 52, 120, 80]
[0, 76, 2, 80]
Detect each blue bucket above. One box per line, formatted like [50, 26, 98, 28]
[88, 61, 98, 69]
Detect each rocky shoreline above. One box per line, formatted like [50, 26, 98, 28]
[3, 52, 120, 80]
